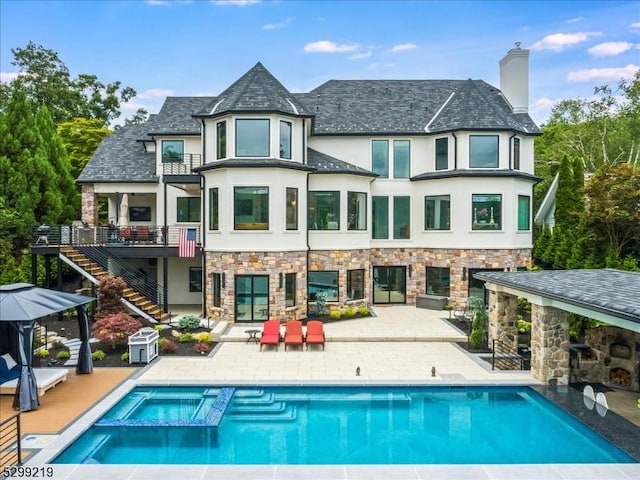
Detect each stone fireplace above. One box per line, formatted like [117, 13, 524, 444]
[579, 326, 640, 392]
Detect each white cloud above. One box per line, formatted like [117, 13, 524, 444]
[367, 62, 395, 69]
[263, 17, 293, 30]
[567, 17, 584, 23]
[631, 22, 640, 30]
[304, 40, 360, 53]
[212, 0, 259, 6]
[588, 41, 636, 57]
[0, 72, 21, 83]
[146, 0, 170, 5]
[349, 51, 372, 60]
[530, 32, 601, 51]
[136, 88, 175, 99]
[120, 101, 148, 112]
[388, 43, 416, 53]
[567, 64, 639, 82]
[532, 97, 564, 111]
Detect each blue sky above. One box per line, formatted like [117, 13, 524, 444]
[1, 0, 638, 126]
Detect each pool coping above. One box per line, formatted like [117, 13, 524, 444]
[18, 379, 639, 480]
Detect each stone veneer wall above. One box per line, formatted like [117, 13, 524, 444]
[487, 290, 519, 350]
[530, 304, 570, 385]
[204, 250, 307, 322]
[81, 184, 97, 226]
[582, 326, 640, 391]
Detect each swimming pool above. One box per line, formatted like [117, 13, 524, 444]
[53, 385, 635, 465]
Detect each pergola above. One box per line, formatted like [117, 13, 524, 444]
[0, 283, 95, 412]
[475, 268, 640, 386]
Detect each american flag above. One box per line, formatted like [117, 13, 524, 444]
[178, 227, 197, 257]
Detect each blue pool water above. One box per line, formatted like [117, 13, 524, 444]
[53, 386, 635, 465]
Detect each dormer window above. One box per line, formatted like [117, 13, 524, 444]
[236, 119, 270, 157]
[280, 120, 292, 159]
[469, 135, 498, 168]
[162, 140, 184, 163]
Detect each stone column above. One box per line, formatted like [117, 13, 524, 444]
[81, 184, 97, 226]
[530, 304, 570, 385]
[488, 290, 519, 350]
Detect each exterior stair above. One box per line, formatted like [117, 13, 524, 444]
[60, 246, 170, 323]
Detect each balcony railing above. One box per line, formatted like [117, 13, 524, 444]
[31, 224, 201, 248]
[162, 154, 202, 175]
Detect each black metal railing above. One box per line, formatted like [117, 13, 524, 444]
[0, 413, 22, 469]
[162, 153, 202, 175]
[492, 339, 525, 370]
[31, 224, 200, 248]
[76, 246, 165, 308]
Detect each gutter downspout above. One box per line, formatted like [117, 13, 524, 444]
[200, 119, 206, 317]
[303, 118, 311, 317]
[163, 181, 168, 313]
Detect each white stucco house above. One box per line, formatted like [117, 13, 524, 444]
[75, 46, 540, 323]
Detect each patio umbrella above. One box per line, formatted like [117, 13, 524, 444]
[0, 283, 95, 411]
[118, 193, 129, 226]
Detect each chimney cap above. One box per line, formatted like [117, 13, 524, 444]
[515, 41, 521, 49]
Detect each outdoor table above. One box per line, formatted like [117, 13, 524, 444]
[245, 329, 260, 344]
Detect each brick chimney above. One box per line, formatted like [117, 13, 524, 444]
[499, 43, 529, 114]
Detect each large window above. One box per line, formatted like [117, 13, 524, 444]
[518, 195, 530, 231]
[469, 135, 499, 168]
[372, 140, 389, 178]
[177, 197, 200, 222]
[234, 187, 269, 230]
[308, 191, 340, 230]
[216, 121, 226, 159]
[189, 267, 202, 293]
[472, 194, 502, 230]
[426, 267, 450, 296]
[162, 140, 183, 163]
[285, 273, 296, 307]
[393, 140, 410, 178]
[280, 120, 292, 159]
[435, 137, 448, 170]
[393, 196, 410, 239]
[211, 273, 221, 307]
[209, 188, 218, 230]
[425, 195, 450, 230]
[347, 269, 365, 300]
[372, 196, 389, 239]
[513, 137, 520, 170]
[308, 271, 338, 302]
[286, 187, 298, 230]
[236, 119, 269, 157]
[347, 191, 367, 230]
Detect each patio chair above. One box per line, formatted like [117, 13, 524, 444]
[259, 320, 281, 351]
[136, 225, 151, 243]
[284, 320, 303, 351]
[120, 226, 133, 243]
[305, 320, 325, 350]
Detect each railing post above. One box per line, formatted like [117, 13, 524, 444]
[492, 339, 496, 370]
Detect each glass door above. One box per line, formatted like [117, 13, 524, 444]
[372, 266, 406, 304]
[235, 275, 269, 322]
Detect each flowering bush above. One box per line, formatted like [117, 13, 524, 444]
[193, 341, 210, 355]
[158, 337, 178, 353]
[92, 312, 142, 349]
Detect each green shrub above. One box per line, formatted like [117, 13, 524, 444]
[343, 307, 356, 318]
[329, 309, 341, 320]
[153, 325, 164, 332]
[92, 350, 106, 361]
[193, 332, 213, 344]
[178, 315, 201, 331]
[56, 350, 71, 360]
[120, 352, 130, 363]
[517, 318, 531, 334]
[51, 339, 66, 350]
[357, 306, 369, 317]
[34, 348, 49, 358]
[178, 333, 194, 343]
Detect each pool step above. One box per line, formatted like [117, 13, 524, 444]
[229, 404, 296, 422]
[230, 401, 287, 414]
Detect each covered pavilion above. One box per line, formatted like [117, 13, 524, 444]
[475, 268, 640, 388]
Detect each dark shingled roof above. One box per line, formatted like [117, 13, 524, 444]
[195, 62, 309, 117]
[194, 157, 314, 173]
[298, 79, 539, 135]
[147, 97, 211, 135]
[307, 148, 377, 177]
[474, 269, 640, 325]
[411, 169, 540, 182]
[78, 123, 157, 183]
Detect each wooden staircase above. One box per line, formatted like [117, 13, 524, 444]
[60, 246, 170, 323]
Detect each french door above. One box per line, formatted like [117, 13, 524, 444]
[235, 275, 269, 322]
[372, 266, 406, 304]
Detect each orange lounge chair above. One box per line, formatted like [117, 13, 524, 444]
[284, 320, 303, 351]
[305, 320, 325, 350]
[260, 320, 281, 351]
